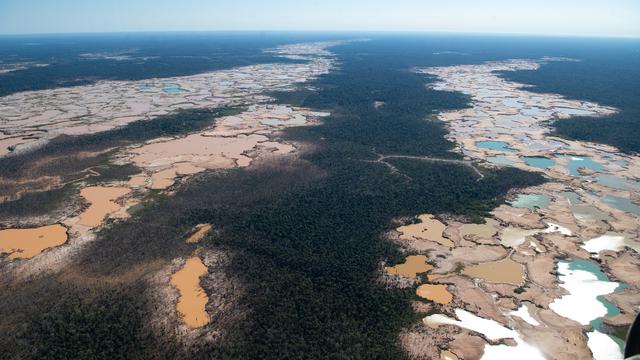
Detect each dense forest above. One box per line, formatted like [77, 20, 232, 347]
[500, 40, 640, 153]
[0, 32, 330, 96]
[0, 108, 237, 215]
[0, 38, 545, 358]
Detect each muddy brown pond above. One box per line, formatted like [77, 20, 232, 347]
[416, 284, 453, 304]
[78, 186, 131, 228]
[385, 255, 433, 278]
[462, 258, 524, 285]
[0, 224, 68, 260]
[170, 256, 211, 328]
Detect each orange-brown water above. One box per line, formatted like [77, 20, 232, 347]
[150, 163, 204, 190]
[170, 256, 210, 328]
[0, 224, 68, 260]
[416, 284, 453, 304]
[460, 219, 499, 240]
[186, 224, 212, 244]
[462, 258, 524, 285]
[78, 186, 131, 228]
[385, 255, 433, 278]
[397, 215, 453, 247]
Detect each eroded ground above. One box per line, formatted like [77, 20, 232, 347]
[0, 41, 338, 339]
[126, 104, 329, 191]
[388, 58, 639, 359]
[170, 256, 210, 328]
[0, 42, 339, 155]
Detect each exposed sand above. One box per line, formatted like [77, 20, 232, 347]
[78, 186, 131, 228]
[384, 57, 640, 359]
[582, 233, 639, 255]
[500, 226, 541, 248]
[0, 224, 68, 260]
[440, 350, 459, 360]
[131, 134, 265, 169]
[129, 105, 328, 190]
[549, 260, 620, 326]
[402, 58, 640, 358]
[510, 303, 541, 326]
[0, 41, 337, 306]
[127, 174, 148, 187]
[0, 42, 342, 156]
[424, 308, 545, 359]
[170, 256, 210, 328]
[0, 136, 35, 156]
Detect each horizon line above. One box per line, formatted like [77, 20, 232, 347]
[1, 29, 639, 40]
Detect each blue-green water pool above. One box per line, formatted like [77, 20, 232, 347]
[522, 156, 555, 169]
[476, 140, 516, 153]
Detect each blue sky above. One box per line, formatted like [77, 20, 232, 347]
[1, 0, 639, 37]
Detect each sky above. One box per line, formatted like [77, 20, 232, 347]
[0, 0, 639, 37]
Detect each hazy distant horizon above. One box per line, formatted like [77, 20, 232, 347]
[0, 30, 639, 41]
[1, 0, 639, 38]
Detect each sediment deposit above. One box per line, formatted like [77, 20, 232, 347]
[396, 58, 639, 359]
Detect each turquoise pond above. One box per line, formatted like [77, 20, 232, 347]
[566, 259, 627, 349]
[602, 155, 629, 167]
[163, 83, 186, 93]
[562, 192, 612, 222]
[476, 141, 515, 152]
[138, 84, 154, 92]
[522, 107, 552, 117]
[137, 83, 186, 93]
[610, 159, 629, 167]
[501, 97, 524, 107]
[486, 155, 514, 165]
[559, 155, 605, 177]
[603, 195, 640, 215]
[596, 174, 640, 191]
[508, 193, 550, 210]
[562, 191, 582, 205]
[522, 156, 555, 169]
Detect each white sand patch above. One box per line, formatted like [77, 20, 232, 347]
[587, 330, 623, 360]
[582, 234, 628, 255]
[549, 262, 619, 325]
[510, 304, 540, 326]
[424, 309, 544, 359]
[500, 227, 539, 248]
[501, 222, 570, 248]
[542, 222, 572, 236]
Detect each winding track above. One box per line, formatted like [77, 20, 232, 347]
[367, 151, 485, 181]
